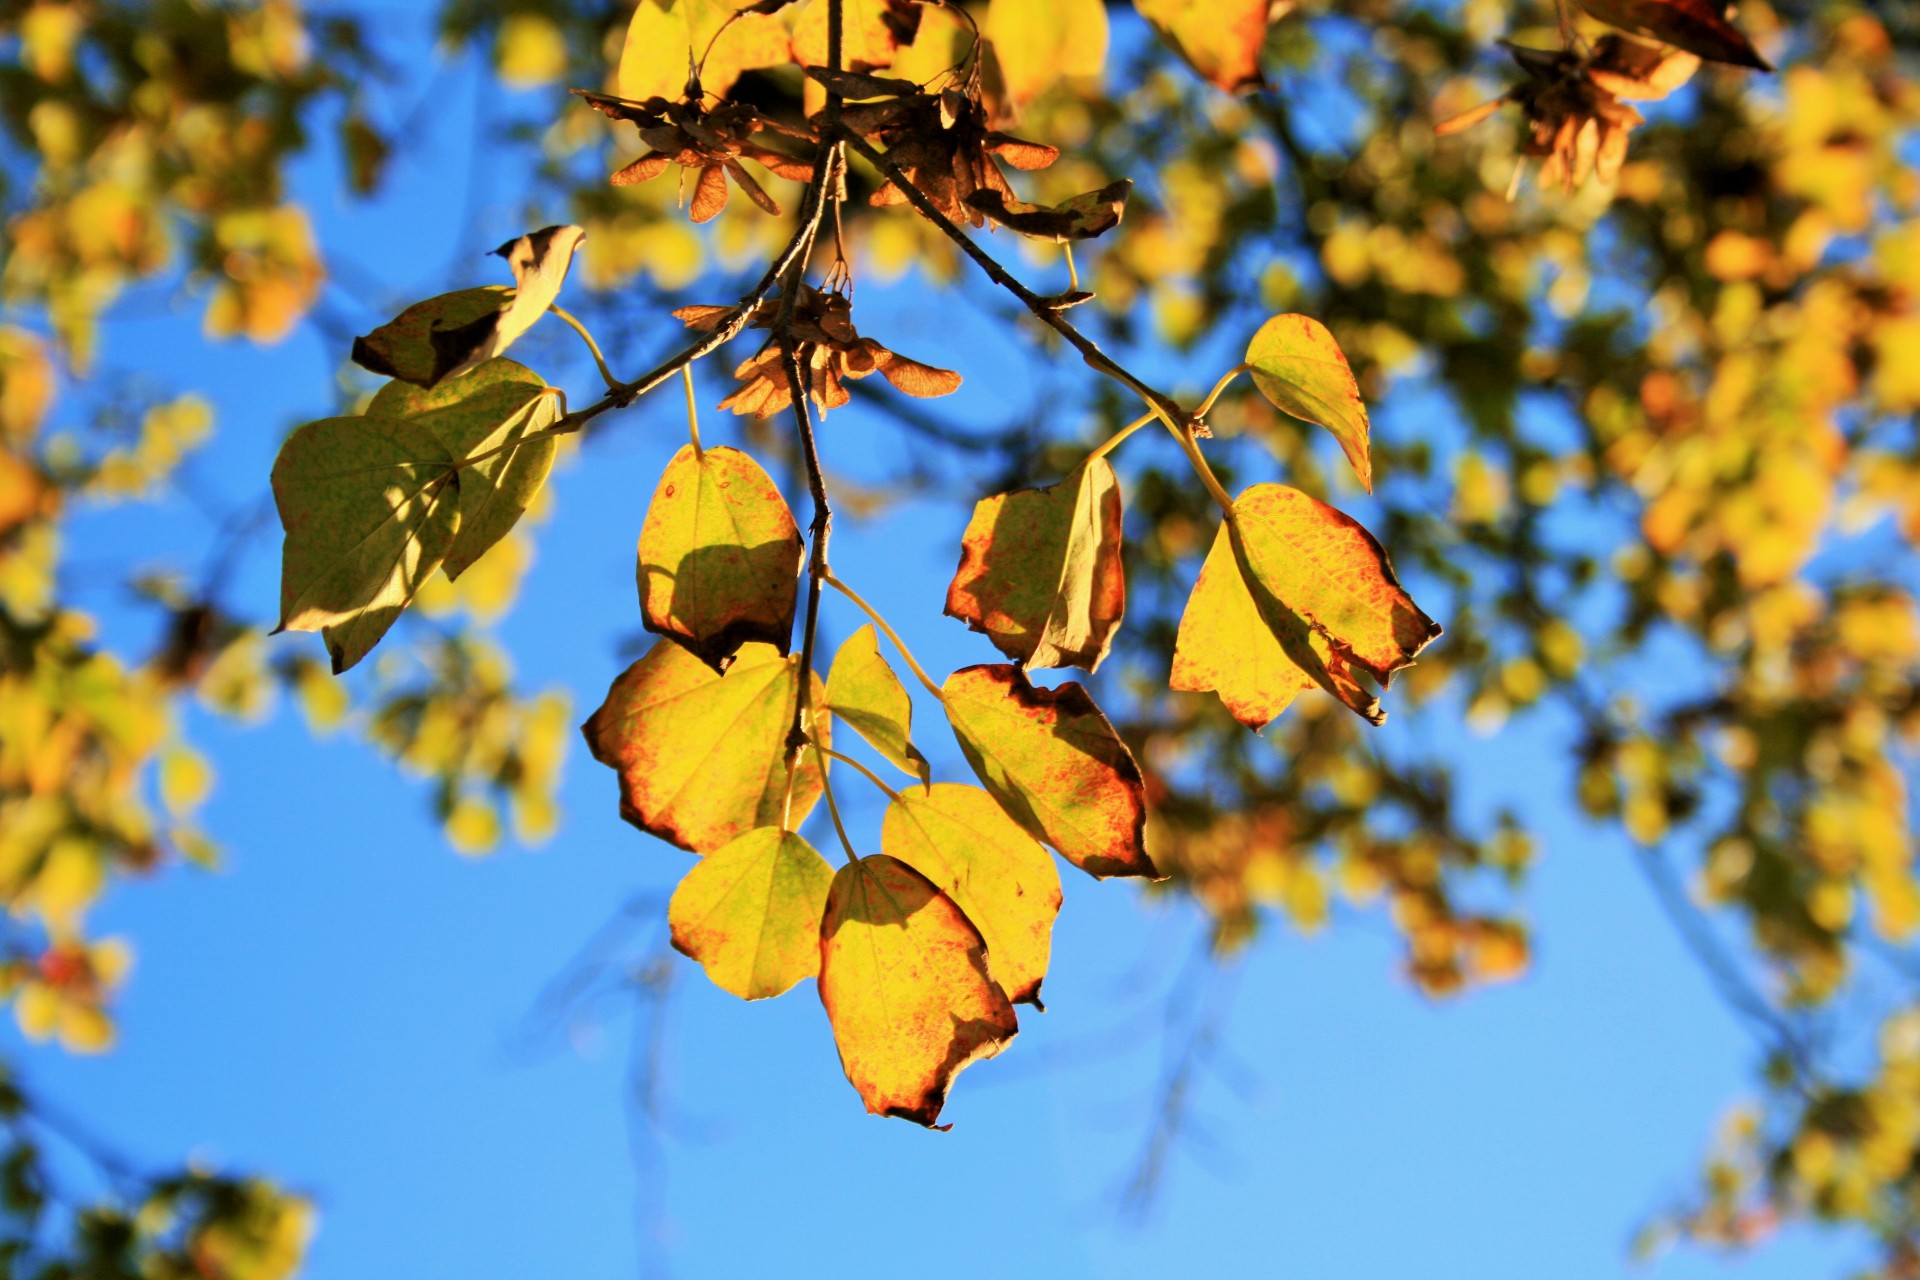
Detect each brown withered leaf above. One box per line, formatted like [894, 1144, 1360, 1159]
[964, 179, 1132, 243]
[581, 640, 830, 853]
[574, 90, 814, 223]
[1578, 0, 1769, 69]
[944, 458, 1126, 672]
[637, 444, 803, 671]
[818, 854, 1018, 1129]
[943, 664, 1158, 879]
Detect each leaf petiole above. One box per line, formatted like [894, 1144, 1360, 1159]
[823, 572, 944, 701]
[1195, 363, 1249, 418]
[1150, 400, 1237, 518]
[816, 743, 903, 805]
[1064, 242, 1080, 292]
[809, 742, 860, 863]
[547, 305, 620, 391]
[1086, 410, 1156, 465]
[681, 365, 704, 459]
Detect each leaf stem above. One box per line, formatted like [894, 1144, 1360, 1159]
[816, 743, 903, 805]
[810, 743, 860, 863]
[681, 366, 704, 459]
[823, 571, 944, 701]
[1064, 242, 1080, 292]
[1086, 410, 1156, 465]
[548, 305, 620, 390]
[1195, 363, 1249, 418]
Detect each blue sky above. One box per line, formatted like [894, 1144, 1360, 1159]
[20, 8, 1886, 1278]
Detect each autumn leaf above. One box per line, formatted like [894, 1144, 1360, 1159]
[669, 827, 834, 999]
[818, 854, 1019, 1128]
[882, 783, 1061, 1006]
[637, 444, 803, 671]
[271, 414, 460, 674]
[1246, 314, 1373, 493]
[1577, 0, 1770, 69]
[942, 664, 1157, 879]
[792, 0, 901, 75]
[1132, 0, 1271, 93]
[368, 358, 561, 579]
[618, 0, 792, 102]
[1171, 520, 1314, 729]
[964, 179, 1132, 243]
[984, 0, 1108, 108]
[944, 458, 1126, 672]
[824, 624, 931, 785]
[581, 639, 829, 853]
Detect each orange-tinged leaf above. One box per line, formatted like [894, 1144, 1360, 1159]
[944, 458, 1126, 672]
[825, 624, 931, 785]
[882, 783, 1061, 1006]
[1246, 314, 1373, 492]
[669, 827, 834, 999]
[818, 854, 1018, 1127]
[1577, 0, 1770, 69]
[581, 639, 829, 853]
[637, 443, 803, 671]
[1171, 519, 1314, 729]
[984, 0, 1108, 107]
[1132, 0, 1269, 93]
[942, 665, 1157, 879]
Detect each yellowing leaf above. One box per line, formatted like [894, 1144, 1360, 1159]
[985, 0, 1108, 106]
[271, 414, 460, 673]
[581, 639, 829, 853]
[824, 624, 930, 785]
[818, 854, 1019, 1127]
[369, 358, 561, 580]
[942, 664, 1157, 879]
[1171, 520, 1313, 729]
[619, 0, 791, 103]
[1246, 314, 1373, 492]
[1133, 0, 1270, 93]
[669, 826, 834, 999]
[792, 0, 899, 73]
[350, 287, 511, 388]
[944, 458, 1127, 672]
[637, 444, 802, 671]
[882, 783, 1061, 1006]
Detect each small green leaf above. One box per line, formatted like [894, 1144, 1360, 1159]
[1245, 314, 1374, 493]
[637, 444, 803, 671]
[669, 827, 834, 1000]
[272, 414, 461, 673]
[824, 625, 931, 786]
[370, 358, 561, 579]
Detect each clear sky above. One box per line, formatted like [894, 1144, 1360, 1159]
[23, 8, 1876, 1278]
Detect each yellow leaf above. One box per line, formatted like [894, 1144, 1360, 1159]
[1132, 0, 1270, 93]
[496, 13, 569, 87]
[824, 624, 930, 785]
[1246, 314, 1373, 492]
[985, 0, 1108, 107]
[1171, 519, 1313, 729]
[620, 0, 791, 102]
[669, 827, 834, 999]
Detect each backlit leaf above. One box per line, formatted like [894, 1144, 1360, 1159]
[637, 444, 803, 671]
[1171, 520, 1314, 729]
[882, 783, 1061, 1006]
[1246, 314, 1373, 493]
[965, 180, 1132, 243]
[985, 0, 1108, 107]
[1132, 0, 1270, 93]
[669, 827, 834, 999]
[618, 0, 792, 103]
[824, 624, 930, 785]
[271, 414, 460, 674]
[818, 854, 1018, 1127]
[944, 458, 1126, 672]
[581, 639, 829, 853]
[369, 358, 561, 579]
[1577, 0, 1770, 69]
[349, 287, 511, 389]
[942, 664, 1157, 879]
[792, 0, 899, 74]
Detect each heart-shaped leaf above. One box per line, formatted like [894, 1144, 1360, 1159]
[942, 664, 1157, 879]
[1246, 314, 1374, 493]
[582, 639, 829, 853]
[825, 625, 931, 786]
[818, 854, 1018, 1128]
[669, 827, 834, 1000]
[944, 458, 1126, 672]
[882, 783, 1061, 1006]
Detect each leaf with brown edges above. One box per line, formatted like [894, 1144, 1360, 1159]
[818, 854, 1018, 1128]
[942, 665, 1156, 879]
[637, 444, 803, 671]
[669, 827, 833, 1000]
[581, 640, 829, 853]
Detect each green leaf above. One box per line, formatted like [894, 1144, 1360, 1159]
[824, 625, 931, 786]
[669, 827, 834, 1000]
[882, 783, 1061, 1006]
[637, 444, 803, 671]
[271, 414, 461, 674]
[350, 287, 511, 389]
[942, 664, 1158, 879]
[944, 458, 1127, 672]
[818, 854, 1019, 1128]
[581, 639, 829, 853]
[1245, 314, 1374, 493]
[370, 358, 561, 579]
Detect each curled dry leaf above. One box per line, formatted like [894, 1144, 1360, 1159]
[944, 457, 1126, 672]
[271, 415, 460, 674]
[669, 827, 834, 1001]
[1132, 0, 1273, 93]
[818, 854, 1019, 1128]
[1245, 314, 1373, 493]
[637, 443, 803, 671]
[581, 639, 829, 853]
[964, 178, 1132, 243]
[1577, 0, 1769, 69]
[574, 90, 813, 223]
[824, 624, 931, 786]
[942, 664, 1158, 879]
[882, 783, 1061, 1007]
